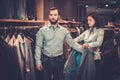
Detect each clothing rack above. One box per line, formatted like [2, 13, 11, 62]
[59, 21, 81, 28]
[0, 19, 44, 41]
[0, 19, 40, 80]
[102, 27, 120, 32]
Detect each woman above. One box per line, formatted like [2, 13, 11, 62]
[75, 12, 104, 60]
[64, 12, 104, 80]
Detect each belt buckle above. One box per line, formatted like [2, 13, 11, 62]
[49, 56, 55, 60]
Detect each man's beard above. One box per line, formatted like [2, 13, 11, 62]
[49, 19, 58, 25]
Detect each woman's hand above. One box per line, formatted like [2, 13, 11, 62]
[82, 43, 89, 49]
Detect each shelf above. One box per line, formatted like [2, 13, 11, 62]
[0, 19, 45, 26]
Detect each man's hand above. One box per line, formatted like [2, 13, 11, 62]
[36, 64, 43, 71]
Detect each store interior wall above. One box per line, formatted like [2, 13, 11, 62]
[0, 0, 120, 26]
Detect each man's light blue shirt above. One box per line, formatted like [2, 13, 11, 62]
[35, 24, 83, 65]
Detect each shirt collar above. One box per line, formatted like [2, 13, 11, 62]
[48, 24, 61, 29]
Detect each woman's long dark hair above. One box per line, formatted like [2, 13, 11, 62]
[86, 12, 102, 29]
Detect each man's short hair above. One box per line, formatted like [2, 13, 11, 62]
[50, 7, 60, 15]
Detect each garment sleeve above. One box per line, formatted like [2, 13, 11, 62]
[74, 31, 86, 42]
[65, 30, 83, 53]
[88, 29, 104, 48]
[34, 29, 44, 65]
